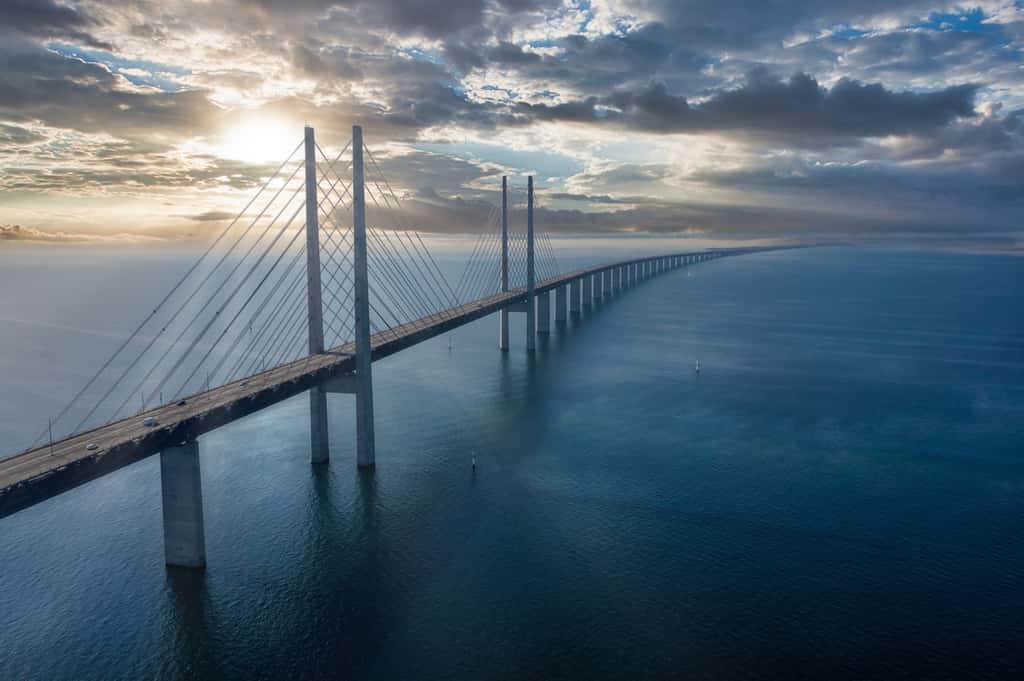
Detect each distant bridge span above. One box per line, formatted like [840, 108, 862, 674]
[0, 124, 794, 568]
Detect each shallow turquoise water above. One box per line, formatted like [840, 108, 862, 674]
[1, 246, 1022, 680]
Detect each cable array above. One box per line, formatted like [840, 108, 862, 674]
[28, 135, 561, 453]
[454, 178, 560, 303]
[29, 140, 317, 447]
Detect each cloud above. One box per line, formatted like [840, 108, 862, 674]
[182, 210, 236, 222]
[0, 0, 1021, 244]
[1, 0, 111, 49]
[0, 39, 221, 140]
[0, 224, 164, 243]
[516, 70, 980, 144]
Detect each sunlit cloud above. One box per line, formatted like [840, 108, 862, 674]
[0, 0, 1021, 245]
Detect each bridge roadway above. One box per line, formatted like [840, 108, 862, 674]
[0, 248, 762, 518]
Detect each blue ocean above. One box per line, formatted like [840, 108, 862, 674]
[1, 243, 1022, 680]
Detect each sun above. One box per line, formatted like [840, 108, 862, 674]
[218, 117, 299, 164]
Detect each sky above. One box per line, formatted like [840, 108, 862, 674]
[0, 0, 1022, 247]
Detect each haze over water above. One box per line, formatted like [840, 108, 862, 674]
[1, 242, 1023, 680]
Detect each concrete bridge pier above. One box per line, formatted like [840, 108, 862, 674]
[537, 290, 551, 333]
[583, 275, 593, 308]
[161, 440, 206, 569]
[570, 279, 581, 314]
[309, 386, 329, 464]
[555, 284, 567, 322]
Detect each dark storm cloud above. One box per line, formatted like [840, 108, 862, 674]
[886, 108, 1024, 163]
[1, 0, 110, 49]
[516, 70, 979, 144]
[0, 39, 220, 139]
[691, 151, 1024, 233]
[446, 23, 688, 92]
[248, 0, 560, 38]
[615, 0, 944, 49]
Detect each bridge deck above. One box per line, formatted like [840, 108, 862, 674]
[0, 250, 739, 518]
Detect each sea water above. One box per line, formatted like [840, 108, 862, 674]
[0, 243, 1022, 680]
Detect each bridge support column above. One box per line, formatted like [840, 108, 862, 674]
[537, 290, 550, 333]
[499, 176, 510, 351]
[555, 284, 567, 322]
[570, 279, 581, 314]
[600, 270, 607, 298]
[305, 126, 329, 465]
[526, 176, 536, 351]
[310, 386, 328, 464]
[352, 125, 376, 468]
[583, 275, 592, 308]
[161, 440, 205, 569]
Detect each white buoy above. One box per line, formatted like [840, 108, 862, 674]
[471, 454, 477, 469]
[695, 359, 701, 373]
[448, 336, 453, 351]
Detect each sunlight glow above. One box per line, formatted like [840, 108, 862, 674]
[217, 118, 299, 164]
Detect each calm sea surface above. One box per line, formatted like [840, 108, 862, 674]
[1, 242, 1022, 680]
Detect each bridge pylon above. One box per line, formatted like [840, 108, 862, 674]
[350, 125, 376, 468]
[499, 176, 510, 350]
[305, 126, 330, 465]
[525, 176, 536, 351]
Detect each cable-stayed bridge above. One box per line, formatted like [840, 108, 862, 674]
[0, 125, 787, 568]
